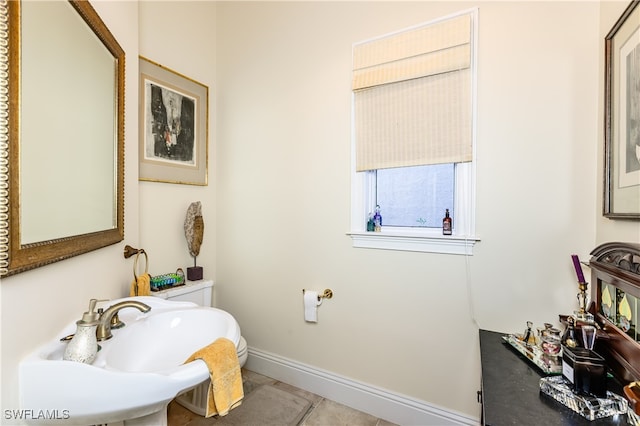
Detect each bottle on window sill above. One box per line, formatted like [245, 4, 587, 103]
[443, 209, 452, 235]
[366, 213, 375, 232]
[373, 205, 382, 232]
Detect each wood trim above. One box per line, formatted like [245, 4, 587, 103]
[589, 242, 640, 384]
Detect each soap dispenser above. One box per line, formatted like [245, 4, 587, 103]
[63, 299, 100, 364]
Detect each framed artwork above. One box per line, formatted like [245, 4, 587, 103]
[604, 0, 640, 219]
[139, 57, 208, 185]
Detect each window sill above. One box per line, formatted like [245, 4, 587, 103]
[347, 230, 479, 255]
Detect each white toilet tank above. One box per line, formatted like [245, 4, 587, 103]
[151, 280, 213, 307]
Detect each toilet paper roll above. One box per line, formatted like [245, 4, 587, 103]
[303, 290, 323, 322]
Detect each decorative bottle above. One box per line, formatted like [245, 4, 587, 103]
[561, 316, 578, 348]
[442, 209, 452, 235]
[366, 213, 375, 232]
[373, 205, 382, 232]
[63, 299, 100, 364]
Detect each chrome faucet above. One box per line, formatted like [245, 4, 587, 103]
[96, 300, 151, 341]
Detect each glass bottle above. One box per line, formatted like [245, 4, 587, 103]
[442, 209, 452, 235]
[373, 205, 382, 232]
[366, 213, 375, 232]
[562, 316, 578, 348]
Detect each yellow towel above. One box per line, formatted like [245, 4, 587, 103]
[129, 273, 151, 296]
[184, 337, 244, 417]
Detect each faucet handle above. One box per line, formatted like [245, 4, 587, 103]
[110, 313, 125, 330]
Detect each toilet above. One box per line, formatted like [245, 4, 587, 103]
[151, 279, 247, 416]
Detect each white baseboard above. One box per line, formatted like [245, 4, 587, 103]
[245, 347, 479, 426]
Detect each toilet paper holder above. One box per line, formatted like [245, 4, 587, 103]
[303, 288, 333, 301]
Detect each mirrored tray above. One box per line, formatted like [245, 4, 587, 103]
[540, 376, 628, 421]
[502, 334, 562, 374]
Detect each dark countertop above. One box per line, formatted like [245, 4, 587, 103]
[479, 329, 628, 425]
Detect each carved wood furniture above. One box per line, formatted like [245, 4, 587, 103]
[589, 242, 640, 384]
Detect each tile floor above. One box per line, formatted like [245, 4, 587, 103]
[167, 369, 398, 426]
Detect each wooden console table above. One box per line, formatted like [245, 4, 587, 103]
[479, 329, 627, 425]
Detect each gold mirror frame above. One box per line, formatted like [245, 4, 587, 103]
[0, 0, 125, 277]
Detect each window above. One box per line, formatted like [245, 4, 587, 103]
[376, 163, 454, 228]
[349, 9, 479, 255]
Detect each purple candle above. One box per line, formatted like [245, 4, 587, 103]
[572, 254, 586, 283]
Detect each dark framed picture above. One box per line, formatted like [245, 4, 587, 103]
[604, 1, 640, 219]
[139, 57, 208, 185]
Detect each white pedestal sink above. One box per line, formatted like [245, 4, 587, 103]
[19, 296, 241, 425]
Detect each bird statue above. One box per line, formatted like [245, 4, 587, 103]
[184, 201, 204, 280]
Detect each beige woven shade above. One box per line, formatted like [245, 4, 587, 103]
[353, 13, 473, 172]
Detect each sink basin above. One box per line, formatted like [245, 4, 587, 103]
[19, 296, 241, 425]
[100, 305, 240, 373]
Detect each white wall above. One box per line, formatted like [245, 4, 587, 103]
[138, 1, 218, 279]
[0, 1, 220, 421]
[2, 1, 639, 424]
[596, 2, 640, 244]
[214, 0, 603, 419]
[469, 0, 602, 331]
[0, 0, 140, 418]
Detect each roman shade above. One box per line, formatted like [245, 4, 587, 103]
[353, 13, 473, 172]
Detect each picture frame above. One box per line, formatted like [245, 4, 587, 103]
[604, 0, 640, 219]
[139, 56, 208, 185]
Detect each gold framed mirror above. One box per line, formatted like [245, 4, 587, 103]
[0, 0, 125, 277]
